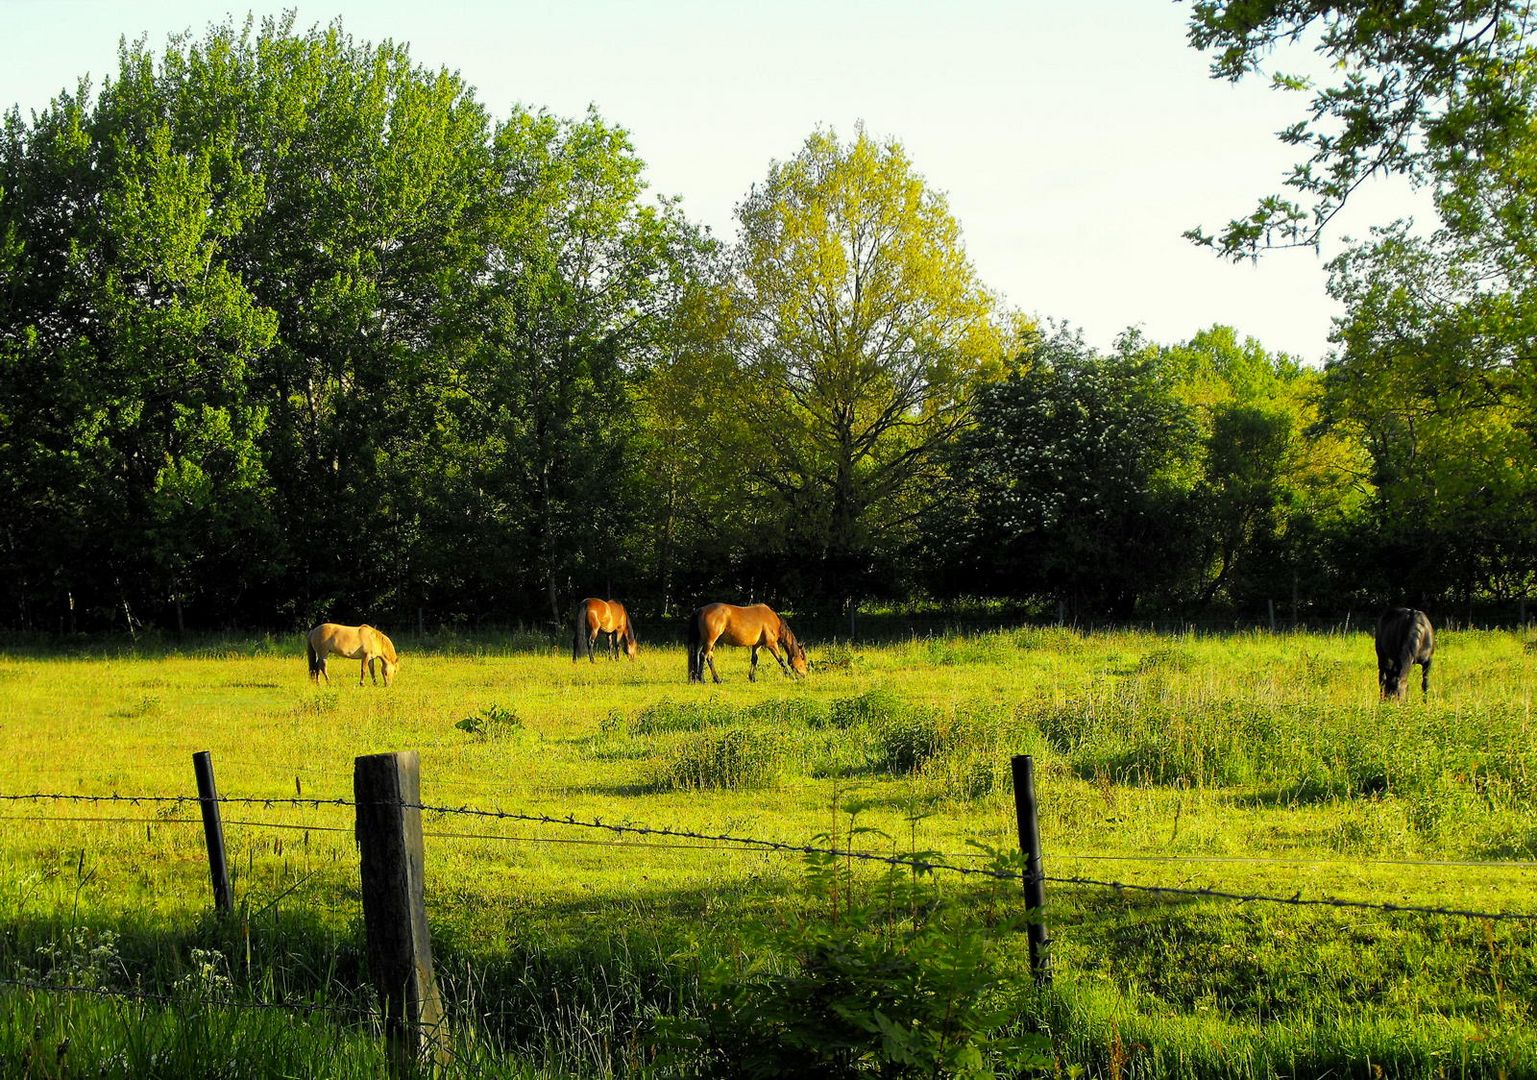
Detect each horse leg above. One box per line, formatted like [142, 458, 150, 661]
[767, 643, 791, 677]
[749, 646, 759, 682]
[705, 646, 721, 684]
[608, 631, 618, 661]
[361, 657, 370, 686]
[1422, 658, 1432, 699]
[319, 658, 329, 686]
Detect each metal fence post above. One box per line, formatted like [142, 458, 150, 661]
[1011, 754, 1051, 985]
[192, 751, 232, 914]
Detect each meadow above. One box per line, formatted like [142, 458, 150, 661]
[1, 625, 1534, 1078]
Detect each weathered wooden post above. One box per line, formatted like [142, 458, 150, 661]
[354, 751, 447, 1067]
[1011, 754, 1051, 985]
[1268, 599, 1276, 633]
[192, 751, 232, 914]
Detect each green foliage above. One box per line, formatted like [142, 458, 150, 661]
[1185, 1, 1537, 258]
[654, 844, 1049, 1077]
[723, 125, 1009, 603]
[655, 725, 790, 790]
[455, 703, 525, 738]
[633, 698, 742, 735]
[939, 326, 1200, 615]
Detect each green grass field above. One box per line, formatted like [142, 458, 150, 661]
[2, 626, 1535, 1077]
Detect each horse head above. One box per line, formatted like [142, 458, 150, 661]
[788, 639, 809, 677]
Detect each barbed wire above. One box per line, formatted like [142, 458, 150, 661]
[1039, 872, 1537, 921]
[0, 977, 374, 1018]
[5, 791, 1537, 921]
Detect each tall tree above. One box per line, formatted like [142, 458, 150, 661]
[937, 328, 1201, 617]
[452, 107, 701, 624]
[730, 127, 1005, 605]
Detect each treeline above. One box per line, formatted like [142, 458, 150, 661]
[2, 17, 1534, 633]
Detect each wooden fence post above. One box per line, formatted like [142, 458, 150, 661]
[354, 751, 447, 1068]
[1268, 599, 1276, 633]
[192, 750, 232, 914]
[1011, 754, 1051, 986]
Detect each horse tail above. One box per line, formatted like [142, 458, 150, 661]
[686, 609, 701, 682]
[306, 639, 320, 681]
[572, 602, 585, 662]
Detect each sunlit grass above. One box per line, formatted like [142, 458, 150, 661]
[2, 626, 1535, 1076]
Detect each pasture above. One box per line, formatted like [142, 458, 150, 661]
[1, 625, 1535, 1077]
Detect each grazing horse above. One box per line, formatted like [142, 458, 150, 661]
[307, 623, 400, 686]
[573, 598, 638, 662]
[1375, 608, 1434, 700]
[687, 602, 808, 683]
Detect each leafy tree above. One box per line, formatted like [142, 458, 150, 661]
[1163, 326, 1369, 612]
[1186, 1, 1537, 257]
[938, 328, 1200, 618]
[729, 127, 1006, 606]
[0, 16, 503, 628]
[1325, 219, 1537, 603]
[447, 107, 702, 623]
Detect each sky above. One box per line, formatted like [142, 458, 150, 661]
[1, 0, 1432, 363]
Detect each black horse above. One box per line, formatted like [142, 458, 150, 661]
[1375, 608, 1434, 700]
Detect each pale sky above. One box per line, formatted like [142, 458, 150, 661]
[2, 0, 1431, 363]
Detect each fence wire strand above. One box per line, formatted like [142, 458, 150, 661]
[4, 790, 1537, 922]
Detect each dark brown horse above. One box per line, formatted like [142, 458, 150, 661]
[573, 598, 637, 662]
[1376, 607, 1434, 700]
[687, 602, 807, 683]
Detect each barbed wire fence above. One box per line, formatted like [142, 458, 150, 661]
[4, 750, 1537, 1062]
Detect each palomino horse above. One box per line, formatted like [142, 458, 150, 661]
[1375, 608, 1434, 700]
[573, 598, 638, 662]
[687, 602, 807, 683]
[307, 623, 400, 686]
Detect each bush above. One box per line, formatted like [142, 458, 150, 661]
[828, 687, 907, 729]
[655, 727, 789, 790]
[634, 699, 743, 735]
[747, 696, 833, 728]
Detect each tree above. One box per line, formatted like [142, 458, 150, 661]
[446, 107, 702, 624]
[937, 327, 1200, 618]
[0, 16, 504, 628]
[1163, 326, 1369, 612]
[1186, 1, 1537, 258]
[729, 127, 1005, 605]
[1324, 220, 1537, 604]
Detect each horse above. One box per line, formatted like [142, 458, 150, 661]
[686, 602, 807, 683]
[1375, 608, 1434, 700]
[572, 598, 638, 662]
[307, 623, 400, 686]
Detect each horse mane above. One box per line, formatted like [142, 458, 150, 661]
[777, 613, 797, 650]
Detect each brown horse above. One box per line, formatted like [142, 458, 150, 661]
[687, 602, 807, 683]
[572, 598, 638, 662]
[1376, 607, 1433, 700]
[307, 623, 400, 686]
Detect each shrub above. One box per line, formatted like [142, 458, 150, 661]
[634, 699, 743, 735]
[656, 727, 789, 790]
[828, 687, 906, 729]
[747, 697, 832, 728]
